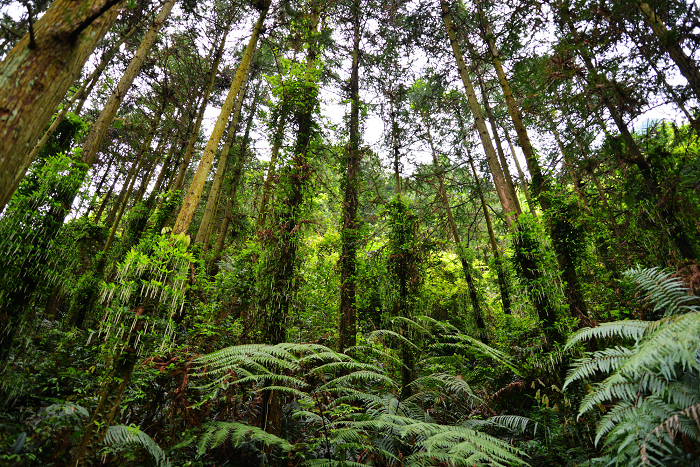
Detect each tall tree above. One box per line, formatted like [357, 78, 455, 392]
[173, 1, 270, 235]
[0, 0, 126, 212]
[338, 0, 362, 352]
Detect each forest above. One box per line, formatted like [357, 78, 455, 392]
[0, 0, 699, 465]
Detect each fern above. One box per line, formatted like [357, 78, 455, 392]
[564, 267, 700, 465]
[104, 425, 171, 467]
[194, 317, 527, 466]
[196, 421, 294, 456]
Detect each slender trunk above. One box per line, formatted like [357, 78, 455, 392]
[86, 157, 115, 217]
[195, 72, 253, 247]
[465, 144, 511, 315]
[339, 0, 361, 352]
[171, 25, 232, 192]
[95, 172, 120, 224]
[261, 5, 319, 438]
[256, 109, 287, 229]
[0, 0, 126, 212]
[173, 3, 269, 235]
[439, 0, 519, 224]
[424, 116, 486, 339]
[500, 124, 536, 214]
[637, 1, 700, 100]
[135, 135, 167, 202]
[389, 92, 402, 196]
[148, 139, 177, 205]
[105, 134, 154, 227]
[81, 0, 175, 167]
[265, 7, 319, 345]
[441, 1, 558, 337]
[566, 13, 696, 260]
[104, 153, 146, 254]
[549, 120, 591, 213]
[70, 306, 148, 467]
[476, 72, 520, 212]
[212, 90, 259, 259]
[476, 3, 590, 324]
[477, 3, 545, 212]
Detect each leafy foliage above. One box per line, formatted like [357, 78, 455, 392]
[194, 318, 527, 466]
[564, 267, 700, 466]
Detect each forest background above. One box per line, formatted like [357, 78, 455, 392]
[0, 0, 699, 466]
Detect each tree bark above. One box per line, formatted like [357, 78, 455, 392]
[441, 0, 558, 337]
[637, 1, 700, 100]
[194, 72, 253, 247]
[476, 72, 520, 212]
[0, 0, 126, 212]
[464, 143, 511, 315]
[424, 116, 487, 339]
[212, 88, 259, 259]
[173, 3, 269, 235]
[500, 126, 537, 215]
[171, 24, 232, 192]
[70, 306, 148, 467]
[339, 0, 361, 353]
[256, 108, 287, 229]
[439, 0, 519, 225]
[81, 0, 175, 167]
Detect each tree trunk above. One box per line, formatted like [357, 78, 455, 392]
[94, 171, 121, 224]
[389, 92, 402, 196]
[212, 88, 259, 260]
[86, 157, 115, 217]
[0, 0, 126, 212]
[549, 119, 591, 213]
[424, 116, 486, 340]
[105, 135, 153, 227]
[173, 3, 269, 235]
[566, 13, 697, 261]
[25, 16, 145, 179]
[476, 72, 520, 212]
[171, 24, 232, 192]
[464, 144, 511, 315]
[70, 306, 148, 467]
[637, 1, 700, 101]
[439, 0, 519, 224]
[81, 0, 175, 168]
[256, 108, 287, 229]
[500, 124, 536, 215]
[194, 72, 253, 248]
[104, 152, 146, 254]
[441, 0, 558, 338]
[134, 136, 167, 202]
[477, 4, 591, 325]
[339, 0, 361, 353]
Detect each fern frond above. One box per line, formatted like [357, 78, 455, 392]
[43, 402, 90, 419]
[564, 321, 650, 351]
[437, 335, 521, 375]
[625, 266, 699, 316]
[344, 344, 406, 368]
[487, 415, 545, 439]
[389, 316, 433, 336]
[105, 425, 170, 467]
[196, 421, 294, 456]
[321, 370, 397, 391]
[366, 329, 421, 351]
[564, 346, 634, 389]
[408, 373, 480, 401]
